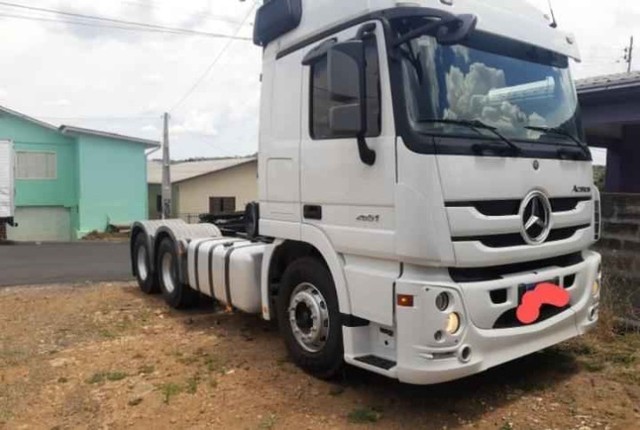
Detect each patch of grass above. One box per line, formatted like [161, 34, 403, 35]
[203, 354, 226, 373]
[258, 413, 277, 430]
[329, 385, 345, 396]
[185, 375, 200, 394]
[86, 371, 128, 384]
[177, 355, 199, 365]
[98, 329, 117, 340]
[347, 406, 383, 424]
[106, 371, 128, 382]
[582, 360, 605, 372]
[500, 423, 514, 430]
[138, 364, 155, 375]
[159, 382, 183, 404]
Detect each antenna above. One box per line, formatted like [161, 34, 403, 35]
[547, 0, 558, 28]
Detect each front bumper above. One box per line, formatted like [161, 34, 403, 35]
[394, 250, 601, 385]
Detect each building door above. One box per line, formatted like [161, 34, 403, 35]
[7, 206, 71, 241]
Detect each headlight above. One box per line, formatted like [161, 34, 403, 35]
[445, 312, 461, 335]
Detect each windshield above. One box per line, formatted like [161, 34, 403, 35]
[394, 23, 583, 146]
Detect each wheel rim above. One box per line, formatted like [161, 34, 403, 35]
[161, 252, 176, 294]
[288, 282, 330, 353]
[136, 245, 148, 282]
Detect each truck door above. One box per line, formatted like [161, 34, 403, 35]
[300, 21, 396, 261]
[300, 22, 399, 326]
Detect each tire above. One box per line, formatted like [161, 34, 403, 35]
[277, 257, 344, 379]
[133, 233, 159, 294]
[156, 238, 197, 309]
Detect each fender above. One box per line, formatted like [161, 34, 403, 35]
[300, 223, 353, 316]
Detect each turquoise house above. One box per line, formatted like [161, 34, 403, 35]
[0, 105, 159, 241]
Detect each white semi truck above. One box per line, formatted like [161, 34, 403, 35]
[0, 140, 16, 237]
[130, 0, 603, 385]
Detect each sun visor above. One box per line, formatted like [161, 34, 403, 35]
[253, 0, 303, 47]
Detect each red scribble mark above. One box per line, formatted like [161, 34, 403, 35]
[516, 283, 570, 325]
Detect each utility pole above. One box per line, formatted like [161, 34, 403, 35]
[161, 112, 172, 220]
[624, 36, 634, 73]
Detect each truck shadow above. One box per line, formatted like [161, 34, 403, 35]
[128, 288, 580, 426]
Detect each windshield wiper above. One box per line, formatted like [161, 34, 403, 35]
[420, 119, 522, 153]
[525, 126, 591, 158]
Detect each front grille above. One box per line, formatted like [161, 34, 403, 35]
[446, 196, 591, 217]
[452, 224, 590, 248]
[493, 305, 570, 329]
[449, 252, 583, 283]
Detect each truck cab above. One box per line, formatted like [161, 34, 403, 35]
[131, 0, 602, 385]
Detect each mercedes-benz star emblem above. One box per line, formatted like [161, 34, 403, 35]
[519, 191, 552, 245]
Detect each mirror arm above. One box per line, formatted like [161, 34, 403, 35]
[357, 136, 376, 166]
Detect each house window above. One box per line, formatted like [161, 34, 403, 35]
[209, 197, 236, 215]
[309, 35, 381, 140]
[16, 151, 57, 180]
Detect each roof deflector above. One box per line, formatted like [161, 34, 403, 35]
[253, 0, 302, 47]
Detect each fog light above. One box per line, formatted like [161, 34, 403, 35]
[445, 312, 461, 335]
[593, 270, 602, 297]
[435, 292, 450, 311]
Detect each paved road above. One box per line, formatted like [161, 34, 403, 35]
[0, 242, 133, 287]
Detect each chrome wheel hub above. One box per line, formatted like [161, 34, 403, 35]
[136, 246, 148, 282]
[288, 283, 330, 353]
[161, 252, 176, 294]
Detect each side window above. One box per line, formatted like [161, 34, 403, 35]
[310, 35, 381, 140]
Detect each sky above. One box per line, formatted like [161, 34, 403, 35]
[0, 0, 636, 164]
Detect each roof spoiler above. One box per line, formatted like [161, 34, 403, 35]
[253, 0, 302, 47]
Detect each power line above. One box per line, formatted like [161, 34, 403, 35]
[119, 0, 248, 26]
[0, 1, 251, 40]
[169, 2, 257, 113]
[0, 12, 248, 38]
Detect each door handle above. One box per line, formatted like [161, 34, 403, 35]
[303, 205, 322, 220]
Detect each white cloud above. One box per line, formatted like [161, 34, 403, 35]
[0, 88, 7, 99]
[44, 99, 71, 107]
[0, 0, 634, 160]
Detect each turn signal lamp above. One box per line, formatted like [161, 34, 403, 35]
[397, 294, 414, 307]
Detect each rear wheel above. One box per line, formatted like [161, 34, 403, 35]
[156, 238, 197, 309]
[277, 257, 343, 379]
[133, 233, 158, 294]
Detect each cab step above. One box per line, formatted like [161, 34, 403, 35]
[354, 355, 396, 370]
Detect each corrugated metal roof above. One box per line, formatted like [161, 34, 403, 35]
[576, 71, 640, 94]
[147, 157, 257, 184]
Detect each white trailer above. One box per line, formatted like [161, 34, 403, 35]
[0, 140, 16, 233]
[130, 0, 603, 385]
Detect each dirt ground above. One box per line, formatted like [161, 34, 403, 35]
[0, 283, 639, 430]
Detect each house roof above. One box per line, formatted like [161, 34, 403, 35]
[576, 71, 640, 94]
[0, 104, 159, 148]
[59, 125, 159, 148]
[147, 157, 257, 185]
[0, 105, 59, 131]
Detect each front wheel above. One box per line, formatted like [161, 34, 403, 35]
[156, 238, 197, 309]
[277, 257, 343, 379]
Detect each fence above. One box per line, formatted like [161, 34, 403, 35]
[595, 193, 640, 321]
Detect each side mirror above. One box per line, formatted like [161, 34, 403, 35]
[327, 40, 365, 135]
[436, 14, 477, 45]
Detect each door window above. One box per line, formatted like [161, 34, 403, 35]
[309, 35, 381, 140]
